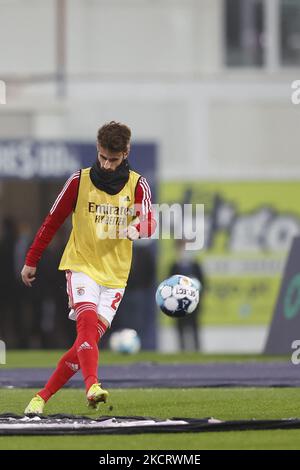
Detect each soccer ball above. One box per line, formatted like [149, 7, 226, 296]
[155, 275, 201, 318]
[109, 328, 141, 354]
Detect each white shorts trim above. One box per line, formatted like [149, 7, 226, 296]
[66, 271, 125, 327]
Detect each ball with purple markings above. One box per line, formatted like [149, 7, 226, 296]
[155, 275, 201, 318]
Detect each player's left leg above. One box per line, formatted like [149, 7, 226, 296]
[64, 271, 104, 395]
[85, 286, 124, 409]
[75, 302, 107, 392]
[85, 313, 109, 409]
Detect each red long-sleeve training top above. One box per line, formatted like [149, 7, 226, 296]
[25, 172, 156, 267]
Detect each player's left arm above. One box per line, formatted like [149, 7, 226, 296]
[125, 176, 157, 241]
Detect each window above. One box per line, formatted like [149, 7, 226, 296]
[280, 0, 300, 66]
[225, 0, 265, 67]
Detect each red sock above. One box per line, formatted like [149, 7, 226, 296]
[37, 303, 108, 401]
[75, 302, 107, 392]
[38, 342, 80, 402]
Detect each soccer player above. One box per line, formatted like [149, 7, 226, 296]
[22, 121, 156, 414]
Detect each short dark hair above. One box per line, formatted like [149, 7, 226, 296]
[97, 121, 131, 153]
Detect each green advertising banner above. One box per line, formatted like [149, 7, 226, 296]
[159, 182, 300, 325]
[265, 236, 300, 354]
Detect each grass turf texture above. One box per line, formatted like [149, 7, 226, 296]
[0, 388, 300, 450]
[0, 352, 298, 450]
[2, 350, 289, 368]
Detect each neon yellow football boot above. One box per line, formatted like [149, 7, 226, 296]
[24, 395, 45, 415]
[87, 383, 109, 410]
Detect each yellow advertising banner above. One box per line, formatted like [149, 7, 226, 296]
[159, 181, 300, 325]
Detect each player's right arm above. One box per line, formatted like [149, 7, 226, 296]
[21, 171, 80, 287]
[21, 265, 37, 288]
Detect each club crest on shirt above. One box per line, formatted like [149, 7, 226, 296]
[76, 287, 85, 296]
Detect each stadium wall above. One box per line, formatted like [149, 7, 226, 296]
[0, 81, 298, 181]
[0, 0, 298, 181]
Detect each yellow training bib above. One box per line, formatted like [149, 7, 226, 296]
[59, 167, 141, 288]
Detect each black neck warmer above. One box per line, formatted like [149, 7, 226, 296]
[90, 158, 130, 195]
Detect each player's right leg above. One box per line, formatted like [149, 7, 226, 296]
[24, 395, 45, 415]
[24, 273, 117, 415]
[24, 342, 80, 415]
[24, 308, 108, 415]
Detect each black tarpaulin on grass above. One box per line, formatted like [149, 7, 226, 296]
[0, 414, 300, 435]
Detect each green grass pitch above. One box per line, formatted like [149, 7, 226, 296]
[0, 351, 299, 450]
